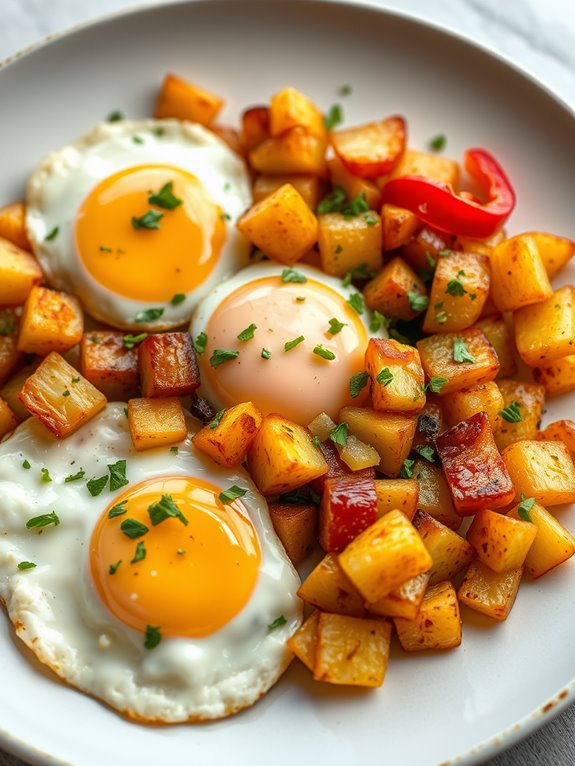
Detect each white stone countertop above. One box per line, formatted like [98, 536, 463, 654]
[1, 1, 574, 765]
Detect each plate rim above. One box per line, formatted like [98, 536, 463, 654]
[0, 1, 573, 765]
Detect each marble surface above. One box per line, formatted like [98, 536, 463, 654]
[1, 1, 574, 765]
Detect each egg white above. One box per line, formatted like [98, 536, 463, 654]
[26, 119, 252, 331]
[0, 404, 302, 722]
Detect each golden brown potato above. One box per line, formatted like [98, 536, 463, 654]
[326, 156, 381, 211]
[80, 331, 139, 401]
[0, 237, 43, 306]
[525, 231, 574, 279]
[363, 256, 427, 321]
[365, 337, 425, 413]
[317, 211, 382, 277]
[138, 332, 200, 398]
[413, 510, 475, 585]
[494, 380, 545, 452]
[413, 458, 461, 530]
[154, 72, 223, 125]
[0, 397, 19, 439]
[0, 362, 38, 421]
[443, 381, 504, 432]
[394, 581, 462, 652]
[249, 127, 327, 175]
[466, 508, 537, 573]
[192, 401, 262, 467]
[502, 440, 575, 506]
[366, 572, 430, 620]
[298, 552, 366, 616]
[490, 234, 553, 313]
[381, 204, 421, 250]
[17, 286, 83, 356]
[267, 502, 317, 566]
[0, 202, 31, 251]
[533, 354, 575, 397]
[401, 225, 454, 273]
[474, 315, 517, 379]
[538, 419, 575, 459]
[458, 560, 523, 621]
[0, 308, 24, 387]
[252, 174, 324, 208]
[269, 86, 325, 138]
[453, 229, 506, 258]
[128, 397, 187, 451]
[385, 148, 460, 186]
[287, 610, 320, 671]
[239, 106, 270, 153]
[374, 478, 419, 520]
[507, 502, 575, 578]
[514, 286, 575, 367]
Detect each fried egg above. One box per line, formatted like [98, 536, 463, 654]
[0, 404, 301, 722]
[26, 120, 252, 331]
[191, 262, 387, 424]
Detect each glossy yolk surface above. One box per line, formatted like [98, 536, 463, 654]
[75, 164, 226, 302]
[90, 476, 260, 638]
[203, 276, 370, 423]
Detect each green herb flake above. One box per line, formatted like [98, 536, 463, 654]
[131, 541, 147, 564]
[446, 277, 467, 297]
[209, 348, 240, 367]
[327, 318, 346, 335]
[22, 459, 31, 470]
[177, 548, 186, 555]
[261, 347, 271, 360]
[169, 446, 179, 454]
[268, 615, 287, 631]
[134, 307, 164, 323]
[87, 475, 108, 496]
[120, 518, 149, 539]
[148, 494, 188, 527]
[108, 500, 128, 519]
[71, 376, 80, 384]
[453, 338, 476, 364]
[108, 460, 129, 491]
[219, 485, 248, 504]
[40, 467, 52, 483]
[296, 296, 306, 303]
[45, 226, 59, 242]
[324, 103, 343, 130]
[18, 561, 37, 570]
[131, 209, 164, 230]
[279, 487, 320, 505]
[144, 624, 162, 650]
[62, 389, 70, 397]
[132, 135, 144, 145]
[220, 212, 231, 222]
[400, 458, 416, 479]
[109, 560, 122, 575]
[26, 512, 60, 530]
[347, 293, 365, 315]
[428, 134, 447, 152]
[349, 371, 369, 399]
[107, 110, 124, 122]
[425, 251, 437, 269]
[343, 192, 369, 219]
[281, 267, 307, 284]
[437, 249, 452, 257]
[194, 331, 207, 355]
[148, 181, 182, 210]
[99, 245, 113, 253]
[209, 408, 226, 429]
[284, 336, 305, 352]
[436, 310, 448, 324]
[415, 444, 436, 463]
[408, 292, 429, 313]
[376, 368, 394, 387]
[64, 469, 85, 483]
[369, 309, 391, 333]
[426, 376, 448, 394]
[171, 293, 185, 306]
[364, 213, 379, 226]
[329, 422, 348, 447]
[0, 317, 14, 335]
[312, 435, 322, 449]
[313, 344, 336, 361]
[237, 323, 257, 342]
[123, 332, 148, 349]
[338, 84, 352, 96]
[517, 493, 536, 522]
[500, 400, 523, 423]
[316, 186, 347, 215]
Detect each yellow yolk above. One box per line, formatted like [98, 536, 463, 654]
[90, 476, 260, 638]
[203, 276, 370, 423]
[75, 165, 226, 302]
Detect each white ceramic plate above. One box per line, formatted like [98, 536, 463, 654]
[1, 1, 574, 764]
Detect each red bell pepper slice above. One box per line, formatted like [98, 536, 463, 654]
[381, 148, 515, 238]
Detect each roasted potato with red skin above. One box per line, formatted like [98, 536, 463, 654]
[154, 73, 223, 125]
[436, 411, 515, 515]
[413, 510, 475, 586]
[331, 116, 406, 178]
[138, 332, 199, 398]
[268, 502, 317, 566]
[192, 401, 262, 467]
[458, 560, 523, 621]
[80, 331, 139, 400]
[128, 397, 187, 451]
[394, 581, 462, 652]
[0, 308, 24, 387]
[319, 475, 378, 552]
[467, 508, 537, 572]
[298, 553, 366, 617]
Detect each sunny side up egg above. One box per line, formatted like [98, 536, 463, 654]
[0, 404, 301, 722]
[25, 119, 252, 331]
[191, 262, 387, 424]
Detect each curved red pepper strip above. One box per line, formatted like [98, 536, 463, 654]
[381, 148, 516, 239]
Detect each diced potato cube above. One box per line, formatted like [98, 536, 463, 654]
[458, 560, 522, 620]
[238, 183, 318, 265]
[534, 354, 575, 397]
[337, 434, 380, 471]
[364, 257, 427, 321]
[1, 362, 38, 421]
[366, 571, 430, 620]
[381, 204, 421, 251]
[247, 414, 328, 495]
[314, 613, 392, 687]
[413, 510, 475, 585]
[494, 380, 545, 451]
[453, 229, 506, 258]
[423, 252, 490, 334]
[298, 552, 366, 616]
[19, 352, 107, 437]
[417, 328, 500, 395]
[138, 332, 200, 398]
[436, 411, 515, 515]
[326, 156, 381, 211]
[526, 231, 574, 279]
[365, 337, 425, 413]
[340, 406, 416, 477]
[490, 234, 553, 313]
[339, 510, 433, 602]
[309, 438, 353, 494]
[332, 117, 406, 179]
[0, 238, 43, 306]
[443, 381, 504, 432]
[539, 420, 575, 459]
[0, 397, 19, 439]
[209, 124, 243, 155]
[507, 502, 575, 578]
[394, 581, 462, 652]
[412, 400, 445, 449]
[268, 502, 317, 566]
[80, 331, 139, 400]
[128, 397, 187, 450]
[0, 202, 31, 251]
[249, 127, 327, 175]
[317, 211, 382, 277]
[17, 286, 83, 356]
[269, 86, 325, 138]
[413, 459, 461, 530]
[253, 174, 324, 208]
[467, 508, 537, 572]
[514, 286, 575, 367]
[0, 308, 24, 387]
[319, 476, 377, 552]
[502, 440, 575, 506]
[192, 401, 262, 467]
[287, 610, 320, 671]
[402, 225, 454, 273]
[154, 73, 223, 125]
[386, 148, 459, 186]
[474, 315, 517, 379]
[374, 478, 419, 520]
[240, 106, 270, 153]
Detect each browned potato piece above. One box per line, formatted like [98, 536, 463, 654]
[386, 148, 459, 186]
[490, 234, 552, 313]
[269, 86, 325, 138]
[128, 397, 187, 450]
[192, 402, 262, 467]
[249, 127, 327, 175]
[340, 406, 416, 477]
[394, 581, 462, 652]
[326, 156, 381, 211]
[0, 397, 19, 439]
[423, 252, 490, 334]
[381, 204, 421, 250]
[533, 354, 575, 397]
[0, 238, 43, 306]
[247, 414, 328, 495]
[252, 175, 324, 208]
[507, 502, 575, 578]
[80, 331, 139, 400]
[458, 560, 523, 621]
[1, 362, 38, 420]
[314, 613, 392, 687]
[474, 315, 517, 379]
[514, 286, 575, 367]
[413, 459, 461, 530]
[467, 508, 537, 572]
[417, 328, 500, 395]
[19, 352, 107, 437]
[17, 286, 83, 356]
[240, 105, 270, 153]
[287, 610, 320, 671]
[317, 211, 382, 277]
[154, 73, 223, 125]
[0, 202, 31, 251]
[502, 440, 575, 506]
[238, 183, 319, 265]
[298, 552, 366, 616]
[402, 226, 454, 273]
[138, 332, 200, 398]
[494, 380, 545, 452]
[443, 381, 504, 432]
[526, 231, 574, 279]
[0, 308, 24, 387]
[413, 510, 475, 585]
[364, 256, 426, 321]
[339, 510, 433, 602]
[366, 572, 430, 620]
[365, 338, 425, 413]
[539, 419, 575, 459]
[412, 400, 445, 449]
[453, 229, 506, 258]
[268, 502, 317, 566]
[374, 478, 419, 520]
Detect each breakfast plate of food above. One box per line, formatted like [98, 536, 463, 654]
[0, 1, 574, 764]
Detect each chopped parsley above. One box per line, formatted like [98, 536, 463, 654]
[144, 625, 162, 650]
[453, 338, 476, 364]
[26, 511, 60, 530]
[120, 518, 149, 539]
[148, 494, 188, 527]
[500, 401, 522, 423]
[40, 467, 52, 483]
[71, 376, 80, 384]
[324, 103, 343, 130]
[349, 371, 369, 399]
[426, 376, 448, 394]
[108, 500, 128, 518]
[343, 192, 369, 219]
[87, 475, 108, 496]
[169, 446, 179, 454]
[123, 332, 148, 349]
[312, 435, 322, 449]
[438, 249, 452, 257]
[132, 135, 144, 144]
[209, 408, 226, 429]
[370, 310, 391, 333]
[400, 458, 416, 479]
[376, 368, 394, 387]
[64, 469, 85, 483]
[62, 389, 70, 397]
[131, 541, 147, 563]
[209, 348, 240, 367]
[517, 493, 535, 522]
[108, 460, 128, 491]
[171, 293, 185, 306]
[284, 336, 305, 352]
[338, 84, 352, 96]
[261, 347, 271, 360]
[347, 293, 365, 315]
[408, 292, 429, 313]
[364, 213, 379, 226]
[147, 181, 182, 210]
[327, 318, 346, 335]
[22, 459, 31, 470]
[329, 422, 348, 447]
[45, 226, 59, 242]
[281, 267, 307, 284]
[313, 344, 336, 361]
[99, 245, 112, 253]
[219, 485, 248, 504]
[268, 615, 287, 631]
[109, 560, 122, 575]
[436, 309, 448, 324]
[428, 134, 447, 152]
[134, 307, 164, 323]
[237, 323, 257, 342]
[220, 213, 231, 222]
[415, 444, 436, 463]
[342, 263, 372, 287]
[131, 209, 164, 230]
[316, 186, 347, 215]
[17, 561, 37, 570]
[107, 110, 124, 122]
[446, 271, 467, 297]
[194, 331, 207, 355]
[279, 487, 321, 506]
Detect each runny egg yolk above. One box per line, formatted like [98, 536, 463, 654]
[75, 165, 226, 302]
[90, 476, 260, 638]
[203, 276, 370, 423]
